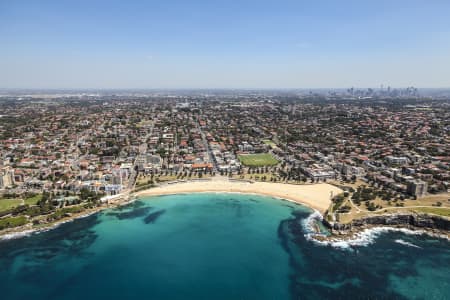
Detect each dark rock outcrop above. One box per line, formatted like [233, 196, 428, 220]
[324, 213, 450, 233]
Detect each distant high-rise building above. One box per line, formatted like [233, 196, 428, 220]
[385, 156, 409, 166]
[0, 166, 15, 189]
[407, 180, 428, 198]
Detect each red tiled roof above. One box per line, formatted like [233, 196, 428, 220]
[192, 163, 213, 169]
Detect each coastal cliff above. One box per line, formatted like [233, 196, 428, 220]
[324, 213, 450, 233]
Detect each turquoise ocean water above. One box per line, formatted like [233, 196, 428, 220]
[0, 193, 449, 299]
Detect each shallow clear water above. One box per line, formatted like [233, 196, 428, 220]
[0, 193, 448, 300]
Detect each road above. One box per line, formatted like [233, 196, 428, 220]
[129, 121, 154, 190]
[197, 121, 218, 172]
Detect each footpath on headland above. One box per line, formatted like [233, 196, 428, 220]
[136, 178, 343, 214]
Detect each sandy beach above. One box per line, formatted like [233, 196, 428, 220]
[0, 180, 341, 240]
[136, 179, 343, 214]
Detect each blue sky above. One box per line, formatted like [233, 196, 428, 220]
[1, 0, 449, 89]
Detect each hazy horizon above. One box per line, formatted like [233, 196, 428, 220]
[1, 0, 450, 89]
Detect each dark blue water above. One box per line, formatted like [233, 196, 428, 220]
[0, 193, 448, 299]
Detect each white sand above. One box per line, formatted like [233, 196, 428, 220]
[136, 179, 342, 214]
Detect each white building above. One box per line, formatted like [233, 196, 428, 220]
[0, 166, 15, 189]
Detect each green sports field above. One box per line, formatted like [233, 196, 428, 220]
[238, 153, 279, 167]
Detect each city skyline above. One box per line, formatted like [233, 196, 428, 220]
[1, 2, 449, 299]
[1, 0, 450, 89]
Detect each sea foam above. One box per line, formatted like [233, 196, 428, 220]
[307, 226, 431, 250]
[301, 209, 323, 233]
[300, 208, 445, 251]
[301, 209, 333, 242]
[394, 239, 422, 249]
[0, 211, 98, 241]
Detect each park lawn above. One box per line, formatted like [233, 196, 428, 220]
[0, 194, 43, 212]
[0, 199, 23, 212]
[47, 205, 86, 221]
[238, 153, 279, 167]
[24, 194, 43, 206]
[262, 139, 277, 148]
[241, 172, 276, 181]
[136, 175, 153, 186]
[156, 175, 180, 182]
[410, 207, 450, 217]
[136, 120, 153, 128]
[0, 215, 28, 230]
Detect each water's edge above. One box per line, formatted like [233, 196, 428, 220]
[2, 193, 449, 251]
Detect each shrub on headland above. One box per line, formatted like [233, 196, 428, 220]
[0, 216, 28, 230]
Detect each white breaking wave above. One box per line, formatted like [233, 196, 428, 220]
[0, 211, 98, 241]
[0, 229, 35, 240]
[307, 226, 432, 250]
[305, 227, 448, 250]
[394, 239, 422, 249]
[301, 209, 323, 235]
[301, 208, 449, 251]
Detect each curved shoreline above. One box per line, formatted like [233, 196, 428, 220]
[1, 188, 449, 247]
[0, 191, 316, 241]
[0, 180, 341, 240]
[2, 180, 447, 244]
